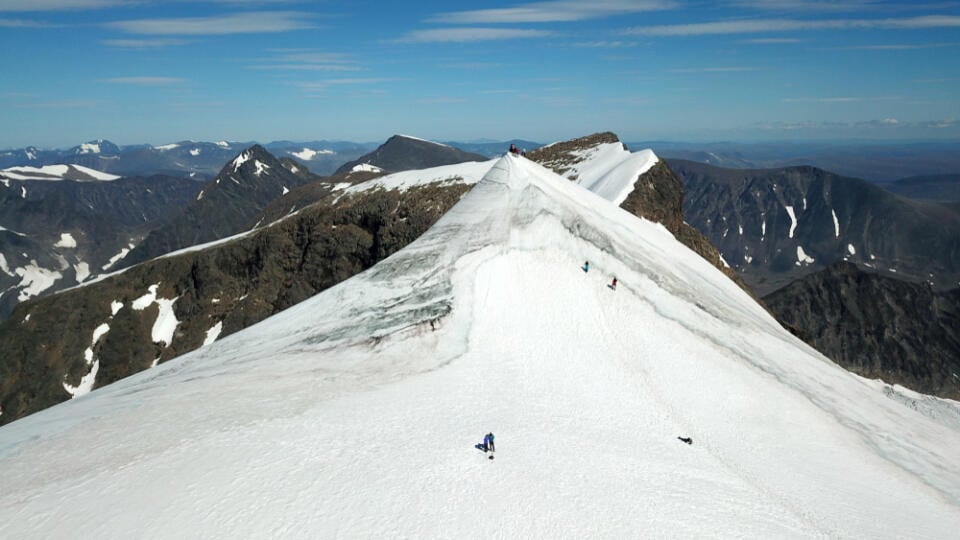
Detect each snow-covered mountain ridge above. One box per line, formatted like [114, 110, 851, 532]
[1, 153, 959, 537]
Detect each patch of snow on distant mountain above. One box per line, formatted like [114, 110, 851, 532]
[796, 246, 815, 265]
[232, 151, 251, 171]
[73, 165, 121, 181]
[79, 143, 101, 154]
[130, 284, 180, 346]
[1, 164, 120, 182]
[155, 144, 180, 151]
[132, 284, 160, 310]
[282, 186, 290, 195]
[63, 323, 111, 398]
[15, 261, 61, 301]
[25, 149, 36, 160]
[351, 163, 383, 173]
[102, 245, 132, 271]
[153, 296, 180, 347]
[216, 141, 230, 148]
[0, 254, 12, 276]
[253, 160, 270, 176]
[203, 321, 223, 346]
[848, 244, 857, 255]
[74, 262, 90, 282]
[832, 209, 840, 238]
[290, 148, 334, 160]
[190, 148, 200, 156]
[54, 233, 77, 248]
[785, 205, 798, 239]
[111, 300, 123, 316]
[397, 134, 450, 147]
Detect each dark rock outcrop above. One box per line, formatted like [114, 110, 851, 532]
[764, 261, 960, 400]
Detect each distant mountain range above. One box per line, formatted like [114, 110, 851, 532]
[669, 159, 960, 295]
[0, 139, 377, 179]
[643, 140, 960, 183]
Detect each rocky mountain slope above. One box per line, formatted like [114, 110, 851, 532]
[764, 261, 960, 400]
[670, 159, 960, 295]
[0, 174, 200, 319]
[335, 135, 487, 175]
[118, 146, 318, 269]
[0, 133, 724, 425]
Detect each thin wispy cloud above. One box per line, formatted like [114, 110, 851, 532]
[845, 43, 957, 49]
[430, 0, 676, 24]
[399, 28, 553, 43]
[19, 99, 104, 109]
[626, 15, 960, 36]
[297, 78, 392, 91]
[575, 40, 639, 48]
[0, 18, 53, 27]
[0, 0, 133, 11]
[729, 0, 882, 12]
[782, 97, 861, 103]
[670, 67, 757, 73]
[739, 38, 801, 44]
[102, 76, 185, 85]
[416, 97, 468, 104]
[251, 51, 360, 72]
[103, 38, 190, 48]
[108, 11, 312, 35]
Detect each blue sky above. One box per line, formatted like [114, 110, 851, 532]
[1, 0, 959, 148]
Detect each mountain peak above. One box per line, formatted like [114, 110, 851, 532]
[335, 136, 487, 175]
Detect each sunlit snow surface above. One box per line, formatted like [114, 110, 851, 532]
[1, 155, 959, 537]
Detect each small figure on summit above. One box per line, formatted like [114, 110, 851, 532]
[583, 260, 590, 273]
[508, 143, 520, 155]
[611, 276, 618, 290]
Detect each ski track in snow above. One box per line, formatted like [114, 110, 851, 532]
[1, 155, 959, 538]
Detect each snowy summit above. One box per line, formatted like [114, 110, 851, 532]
[1, 153, 959, 537]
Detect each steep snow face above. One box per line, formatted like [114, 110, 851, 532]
[1, 155, 959, 538]
[557, 142, 659, 206]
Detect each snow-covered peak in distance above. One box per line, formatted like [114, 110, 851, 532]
[2, 154, 959, 537]
[0, 164, 120, 182]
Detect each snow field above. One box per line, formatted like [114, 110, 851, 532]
[1, 154, 959, 538]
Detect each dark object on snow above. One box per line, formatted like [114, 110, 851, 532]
[475, 443, 488, 452]
[484, 432, 495, 452]
[489, 455, 494, 460]
[583, 260, 590, 273]
[678, 436, 693, 445]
